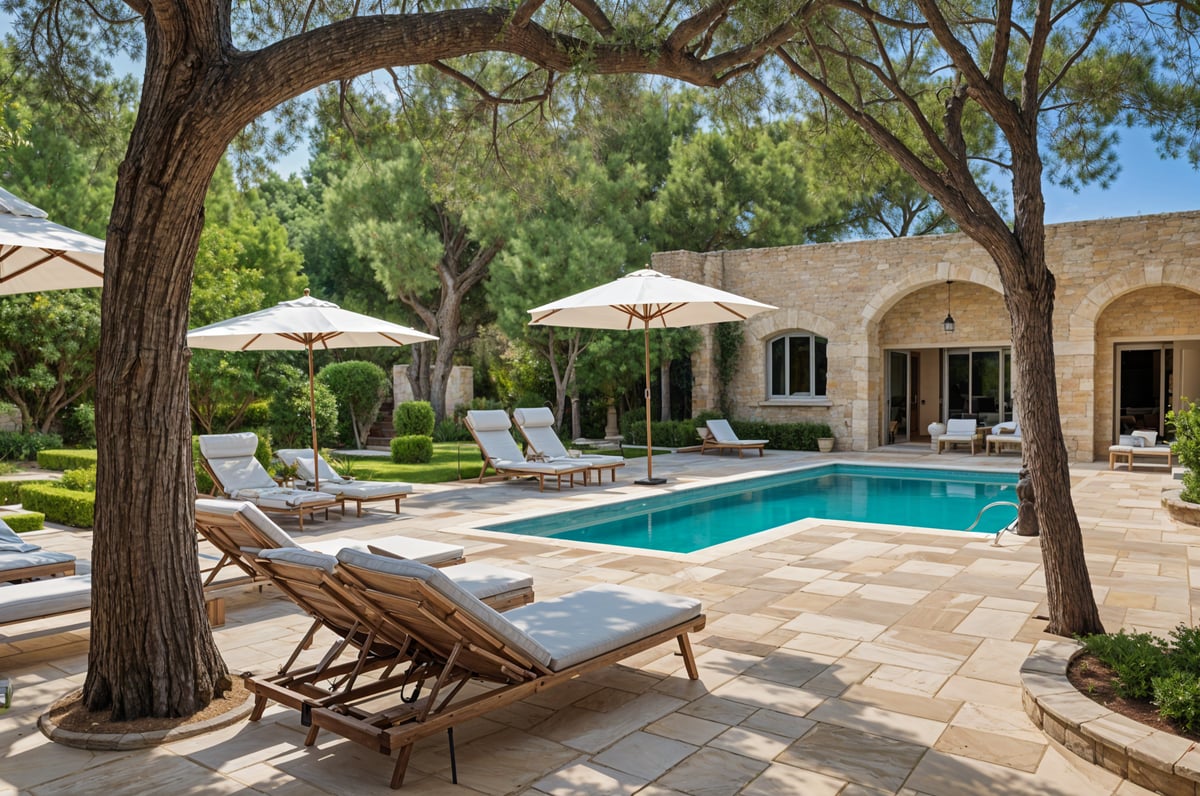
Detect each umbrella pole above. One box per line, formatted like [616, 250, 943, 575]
[636, 323, 666, 485]
[307, 344, 320, 492]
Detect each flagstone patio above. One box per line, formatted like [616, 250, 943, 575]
[1, 447, 1189, 795]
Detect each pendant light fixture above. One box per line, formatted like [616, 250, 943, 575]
[943, 280, 956, 333]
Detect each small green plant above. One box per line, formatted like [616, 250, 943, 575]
[391, 434, 433, 464]
[1153, 671, 1200, 734]
[2, 512, 44, 532]
[393, 401, 436, 437]
[1079, 630, 1170, 700]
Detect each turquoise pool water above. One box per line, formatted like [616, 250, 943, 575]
[482, 464, 1019, 553]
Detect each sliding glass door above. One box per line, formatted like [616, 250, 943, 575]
[944, 348, 1012, 426]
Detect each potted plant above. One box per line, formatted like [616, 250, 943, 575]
[816, 424, 835, 453]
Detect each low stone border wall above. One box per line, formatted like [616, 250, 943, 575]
[1021, 640, 1200, 795]
[1162, 489, 1200, 528]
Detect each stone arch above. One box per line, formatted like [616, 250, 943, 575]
[744, 307, 836, 343]
[1069, 264, 1200, 340]
[860, 263, 1003, 328]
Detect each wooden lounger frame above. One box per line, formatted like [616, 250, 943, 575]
[465, 423, 589, 491]
[301, 559, 705, 789]
[1, 559, 76, 584]
[698, 427, 766, 457]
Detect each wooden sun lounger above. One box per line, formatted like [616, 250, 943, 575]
[465, 410, 590, 491]
[243, 547, 534, 725]
[297, 549, 705, 789]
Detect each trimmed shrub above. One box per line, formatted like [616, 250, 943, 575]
[319, 361, 389, 447]
[37, 449, 98, 471]
[0, 431, 63, 461]
[269, 368, 338, 448]
[394, 401, 435, 437]
[0, 479, 54, 504]
[2, 511, 44, 532]
[19, 483, 95, 528]
[63, 403, 97, 447]
[391, 434, 433, 464]
[1169, 400, 1200, 502]
[61, 465, 98, 492]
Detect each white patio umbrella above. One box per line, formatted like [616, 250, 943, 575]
[187, 290, 437, 489]
[0, 186, 105, 294]
[529, 268, 776, 484]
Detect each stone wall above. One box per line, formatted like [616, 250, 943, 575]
[392, 365, 474, 414]
[652, 209, 1200, 460]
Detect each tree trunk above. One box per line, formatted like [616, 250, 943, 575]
[407, 343, 432, 404]
[83, 30, 230, 718]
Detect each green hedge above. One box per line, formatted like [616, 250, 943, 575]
[37, 449, 98, 471]
[391, 434, 433, 464]
[619, 410, 833, 451]
[61, 465, 97, 492]
[18, 483, 95, 528]
[0, 479, 54, 504]
[2, 511, 45, 532]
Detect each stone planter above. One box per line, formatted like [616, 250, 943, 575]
[1162, 488, 1200, 527]
[928, 422, 946, 452]
[817, 437, 835, 453]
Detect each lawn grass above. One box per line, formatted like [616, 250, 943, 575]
[336, 443, 666, 483]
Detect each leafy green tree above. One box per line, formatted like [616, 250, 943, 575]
[188, 163, 308, 432]
[0, 292, 101, 431]
[318, 361, 389, 448]
[269, 364, 338, 448]
[326, 143, 509, 421]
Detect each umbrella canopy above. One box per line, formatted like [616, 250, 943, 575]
[0, 186, 105, 294]
[529, 268, 776, 484]
[188, 290, 437, 488]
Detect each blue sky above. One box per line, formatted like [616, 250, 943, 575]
[1041, 126, 1200, 224]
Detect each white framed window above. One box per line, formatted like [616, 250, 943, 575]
[768, 333, 827, 397]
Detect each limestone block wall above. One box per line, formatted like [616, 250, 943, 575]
[653, 209, 1200, 461]
[392, 365, 474, 413]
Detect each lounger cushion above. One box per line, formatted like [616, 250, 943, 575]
[505, 584, 702, 671]
[0, 518, 39, 553]
[1132, 430, 1157, 447]
[491, 458, 588, 474]
[234, 487, 335, 509]
[309, 535, 464, 567]
[258, 546, 337, 573]
[514, 408, 625, 468]
[336, 549, 555, 668]
[318, 481, 413, 502]
[274, 449, 343, 484]
[0, 574, 91, 624]
[199, 432, 259, 459]
[512, 407, 555, 429]
[468, 409, 513, 433]
[0, 548, 77, 574]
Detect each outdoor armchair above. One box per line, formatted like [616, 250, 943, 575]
[936, 418, 979, 454]
[198, 432, 341, 529]
[274, 448, 413, 517]
[465, 410, 589, 491]
[512, 407, 624, 484]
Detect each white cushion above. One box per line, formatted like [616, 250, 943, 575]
[505, 584, 702, 671]
[1132, 430, 1157, 447]
[309, 535, 463, 567]
[438, 561, 533, 602]
[257, 546, 337, 572]
[235, 487, 336, 509]
[945, 418, 977, 434]
[493, 458, 587, 475]
[0, 574, 90, 624]
[199, 432, 259, 459]
[319, 481, 412, 501]
[512, 407, 555, 429]
[467, 409, 513, 433]
[274, 449, 344, 484]
[0, 548, 76, 574]
[0, 518, 40, 553]
[336, 548, 555, 668]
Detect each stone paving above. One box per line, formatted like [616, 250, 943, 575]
[0, 446, 1191, 795]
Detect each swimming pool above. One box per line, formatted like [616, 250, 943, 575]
[482, 464, 1019, 553]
